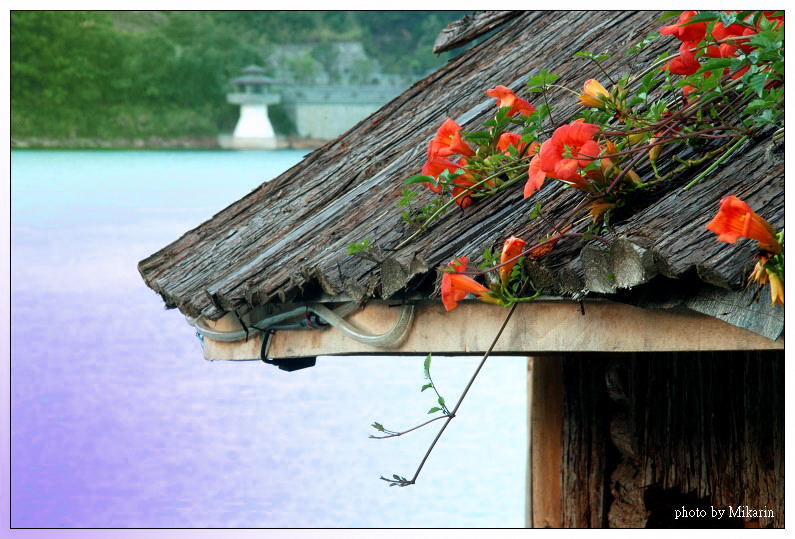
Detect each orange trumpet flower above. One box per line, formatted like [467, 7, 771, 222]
[485, 85, 536, 117]
[440, 257, 496, 312]
[578, 79, 611, 108]
[427, 118, 475, 159]
[421, 157, 461, 194]
[500, 236, 526, 286]
[705, 196, 781, 254]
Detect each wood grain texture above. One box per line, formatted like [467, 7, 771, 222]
[531, 355, 563, 528]
[432, 11, 522, 53]
[526, 357, 533, 528]
[138, 11, 783, 342]
[561, 352, 784, 528]
[561, 356, 609, 527]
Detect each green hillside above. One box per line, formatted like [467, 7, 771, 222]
[11, 11, 467, 146]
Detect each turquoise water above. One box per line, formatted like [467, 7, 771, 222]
[11, 150, 527, 528]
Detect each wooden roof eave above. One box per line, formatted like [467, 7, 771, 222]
[138, 11, 784, 342]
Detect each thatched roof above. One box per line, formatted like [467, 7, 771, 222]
[138, 11, 784, 340]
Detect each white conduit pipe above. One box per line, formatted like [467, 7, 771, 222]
[186, 302, 415, 348]
[186, 306, 306, 343]
[309, 303, 415, 347]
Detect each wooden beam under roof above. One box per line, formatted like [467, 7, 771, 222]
[198, 300, 783, 361]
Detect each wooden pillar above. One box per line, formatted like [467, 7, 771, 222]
[529, 355, 563, 528]
[526, 358, 532, 528]
[561, 354, 610, 527]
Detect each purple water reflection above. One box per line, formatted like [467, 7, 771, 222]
[11, 150, 527, 528]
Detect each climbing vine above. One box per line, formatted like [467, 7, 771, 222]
[357, 10, 784, 487]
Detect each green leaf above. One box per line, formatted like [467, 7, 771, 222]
[525, 69, 560, 90]
[438, 396, 446, 407]
[747, 72, 768, 97]
[421, 383, 433, 392]
[439, 167, 464, 182]
[657, 10, 682, 23]
[699, 58, 733, 73]
[404, 174, 434, 186]
[396, 187, 417, 207]
[743, 98, 768, 113]
[427, 407, 442, 414]
[463, 130, 492, 145]
[528, 201, 541, 221]
[423, 353, 432, 379]
[682, 12, 719, 25]
[372, 422, 384, 431]
[699, 71, 723, 91]
[625, 31, 659, 56]
[750, 32, 781, 51]
[573, 51, 611, 63]
[347, 239, 372, 255]
[719, 11, 738, 28]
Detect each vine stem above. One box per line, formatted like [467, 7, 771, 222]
[639, 137, 739, 187]
[392, 163, 528, 251]
[370, 415, 451, 439]
[461, 232, 609, 277]
[682, 135, 747, 191]
[588, 57, 617, 86]
[547, 83, 581, 98]
[425, 370, 450, 414]
[542, 85, 557, 127]
[407, 292, 524, 486]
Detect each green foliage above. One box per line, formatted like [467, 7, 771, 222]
[397, 188, 417, 207]
[525, 69, 560, 92]
[355, 11, 468, 76]
[527, 201, 542, 221]
[401, 198, 445, 229]
[346, 239, 373, 255]
[573, 51, 610, 62]
[380, 473, 411, 487]
[625, 32, 659, 56]
[657, 11, 683, 23]
[11, 10, 465, 142]
[479, 245, 498, 270]
[421, 354, 450, 415]
[404, 174, 435, 186]
[267, 104, 298, 136]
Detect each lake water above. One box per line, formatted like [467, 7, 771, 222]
[10, 150, 527, 528]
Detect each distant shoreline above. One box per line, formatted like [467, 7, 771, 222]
[11, 136, 328, 151]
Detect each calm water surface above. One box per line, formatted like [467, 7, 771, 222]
[11, 150, 527, 528]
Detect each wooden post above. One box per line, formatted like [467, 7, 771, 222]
[530, 355, 563, 528]
[525, 357, 532, 528]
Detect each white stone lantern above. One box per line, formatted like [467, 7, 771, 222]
[225, 65, 281, 149]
